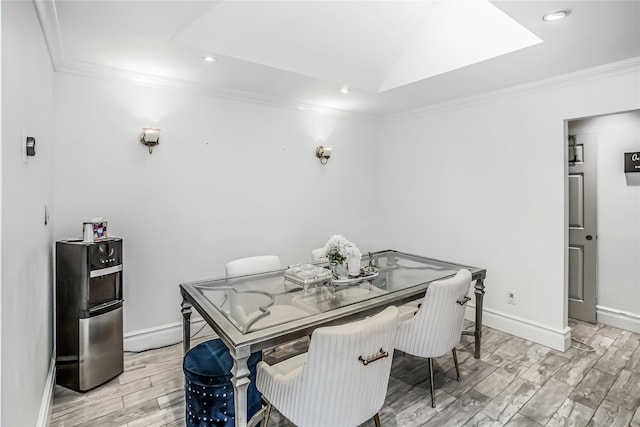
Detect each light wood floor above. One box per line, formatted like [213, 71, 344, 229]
[50, 319, 640, 426]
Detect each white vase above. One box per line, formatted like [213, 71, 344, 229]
[348, 257, 361, 277]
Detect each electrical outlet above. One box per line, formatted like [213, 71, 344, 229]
[507, 290, 517, 305]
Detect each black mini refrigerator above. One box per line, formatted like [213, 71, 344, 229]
[55, 237, 124, 392]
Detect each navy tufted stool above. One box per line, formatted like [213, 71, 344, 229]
[183, 339, 262, 427]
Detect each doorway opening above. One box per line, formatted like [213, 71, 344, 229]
[565, 109, 640, 331]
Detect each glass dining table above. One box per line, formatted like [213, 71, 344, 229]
[180, 250, 487, 427]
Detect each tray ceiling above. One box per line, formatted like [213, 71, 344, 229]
[39, 0, 640, 116]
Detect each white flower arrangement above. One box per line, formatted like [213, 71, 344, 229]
[323, 235, 360, 264]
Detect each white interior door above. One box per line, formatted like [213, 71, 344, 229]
[568, 133, 597, 323]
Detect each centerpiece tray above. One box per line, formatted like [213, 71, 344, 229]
[332, 271, 379, 285]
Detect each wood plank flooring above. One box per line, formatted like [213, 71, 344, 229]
[49, 319, 640, 426]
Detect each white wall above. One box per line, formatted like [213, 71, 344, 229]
[50, 62, 640, 354]
[378, 62, 640, 349]
[569, 111, 640, 330]
[52, 73, 381, 345]
[1, 2, 55, 426]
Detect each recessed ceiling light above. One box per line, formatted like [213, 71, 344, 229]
[340, 86, 350, 94]
[203, 56, 216, 63]
[542, 10, 570, 22]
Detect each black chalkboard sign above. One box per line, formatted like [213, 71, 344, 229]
[625, 152, 640, 173]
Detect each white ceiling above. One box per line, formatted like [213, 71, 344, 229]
[173, 1, 542, 92]
[41, 0, 640, 116]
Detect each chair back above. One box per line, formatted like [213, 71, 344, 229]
[225, 255, 282, 327]
[311, 248, 327, 263]
[225, 255, 282, 277]
[278, 306, 398, 427]
[396, 269, 472, 358]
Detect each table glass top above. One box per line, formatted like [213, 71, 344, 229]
[181, 250, 483, 334]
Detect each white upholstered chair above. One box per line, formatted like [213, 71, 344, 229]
[256, 306, 399, 427]
[311, 247, 327, 263]
[225, 255, 312, 331]
[395, 269, 472, 408]
[225, 255, 282, 277]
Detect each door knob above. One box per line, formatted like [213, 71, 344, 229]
[586, 235, 593, 241]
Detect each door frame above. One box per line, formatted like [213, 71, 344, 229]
[563, 120, 571, 330]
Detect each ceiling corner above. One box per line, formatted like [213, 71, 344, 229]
[32, 0, 66, 69]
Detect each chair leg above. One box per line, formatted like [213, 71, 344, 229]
[373, 412, 381, 427]
[452, 348, 461, 381]
[263, 402, 272, 427]
[428, 357, 436, 408]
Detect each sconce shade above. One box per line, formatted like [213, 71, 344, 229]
[140, 128, 160, 154]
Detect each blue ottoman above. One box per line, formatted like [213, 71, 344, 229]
[183, 339, 262, 427]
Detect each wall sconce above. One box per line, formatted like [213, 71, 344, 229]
[140, 128, 160, 154]
[316, 145, 332, 165]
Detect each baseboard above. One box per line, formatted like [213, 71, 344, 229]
[597, 305, 640, 333]
[465, 304, 571, 352]
[124, 317, 214, 353]
[126, 305, 575, 354]
[36, 354, 56, 427]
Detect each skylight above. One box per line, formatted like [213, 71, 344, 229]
[174, 0, 542, 93]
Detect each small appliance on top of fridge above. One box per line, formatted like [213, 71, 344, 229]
[55, 237, 124, 392]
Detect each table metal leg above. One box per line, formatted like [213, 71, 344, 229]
[181, 298, 192, 355]
[473, 278, 485, 359]
[230, 346, 252, 427]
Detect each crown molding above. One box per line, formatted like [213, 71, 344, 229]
[53, 54, 640, 123]
[32, 1, 374, 121]
[384, 56, 640, 121]
[33, 0, 638, 122]
[51, 54, 640, 123]
[56, 59, 376, 121]
[33, 0, 64, 69]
